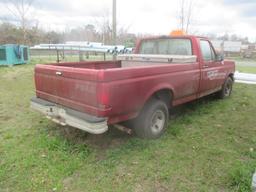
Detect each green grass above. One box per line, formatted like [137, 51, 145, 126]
[226, 56, 256, 74]
[236, 65, 256, 74]
[0, 59, 256, 191]
[227, 56, 256, 62]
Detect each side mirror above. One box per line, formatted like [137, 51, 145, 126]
[216, 53, 224, 62]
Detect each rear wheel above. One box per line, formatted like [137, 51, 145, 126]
[218, 77, 233, 99]
[133, 99, 169, 139]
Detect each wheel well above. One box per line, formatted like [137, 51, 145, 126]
[229, 73, 234, 81]
[152, 89, 173, 107]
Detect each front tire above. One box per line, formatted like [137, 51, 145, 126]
[133, 99, 169, 139]
[218, 77, 233, 99]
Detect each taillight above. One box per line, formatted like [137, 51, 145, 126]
[100, 92, 109, 105]
[97, 71, 111, 111]
[98, 86, 111, 110]
[98, 94, 109, 110]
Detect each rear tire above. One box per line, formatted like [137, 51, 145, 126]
[218, 77, 233, 99]
[133, 98, 169, 139]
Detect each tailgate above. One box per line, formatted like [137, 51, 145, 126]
[34, 64, 101, 115]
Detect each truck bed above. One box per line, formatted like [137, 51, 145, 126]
[34, 59, 200, 123]
[34, 61, 120, 117]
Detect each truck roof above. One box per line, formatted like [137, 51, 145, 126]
[139, 35, 207, 41]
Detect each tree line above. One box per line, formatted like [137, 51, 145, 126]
[0, 0, 134, 46]
[0, 22, 137, 46]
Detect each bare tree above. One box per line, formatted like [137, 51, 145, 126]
[185, 0, 193, 33]
[178, 0, 194, 33]
[5, 0, 35, 44]
[179, 0, 185, 32]
[94, 9, 112, 44]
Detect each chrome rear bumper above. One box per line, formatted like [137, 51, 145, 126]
[30, 97, 108, 134]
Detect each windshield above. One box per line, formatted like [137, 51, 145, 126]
[139, 38, 192, 55]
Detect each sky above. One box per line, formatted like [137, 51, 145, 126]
[0, 0, 256, 41]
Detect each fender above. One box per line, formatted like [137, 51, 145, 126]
[142, 83, 175, 108]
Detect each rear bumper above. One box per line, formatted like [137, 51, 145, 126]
[30, 97, 108, 134]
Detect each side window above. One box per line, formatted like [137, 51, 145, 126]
[210, 46, 216, 60]
[200, 40, 215, 61]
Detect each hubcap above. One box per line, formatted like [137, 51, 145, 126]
[150, 110, 165, 134]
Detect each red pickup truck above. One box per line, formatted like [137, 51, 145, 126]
[31, 35, 235, 139]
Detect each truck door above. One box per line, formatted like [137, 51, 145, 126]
[199, 39, 222, 97]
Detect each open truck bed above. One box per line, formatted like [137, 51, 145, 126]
[32, 57, 199, 134]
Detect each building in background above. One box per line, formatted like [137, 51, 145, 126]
[211, 40, 256, 58]
[211, 40, 242, 56]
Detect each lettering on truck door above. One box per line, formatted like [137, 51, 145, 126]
[199, 39, 223, 97]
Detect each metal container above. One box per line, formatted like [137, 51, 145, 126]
[0, 44, 30, 66]
[118, 54, 197, 68]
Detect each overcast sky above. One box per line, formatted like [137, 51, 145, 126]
[0, 0, 256, 41]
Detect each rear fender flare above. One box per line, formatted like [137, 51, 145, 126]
[141, 83, 175, 109]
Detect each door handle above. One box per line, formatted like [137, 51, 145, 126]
[56, 71, 62, 76]
[203, 65, 209, 68]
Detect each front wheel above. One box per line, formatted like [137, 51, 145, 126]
[217, 77, 233, 99]
[133, 99, 169, 139]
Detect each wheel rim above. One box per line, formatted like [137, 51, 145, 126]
[150, 110, 165, 134]
[224, 81, 232, 96]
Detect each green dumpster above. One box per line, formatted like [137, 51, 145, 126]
[0, 44, 30, 66]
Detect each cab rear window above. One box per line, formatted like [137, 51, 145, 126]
[139, 38, 192, 55]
